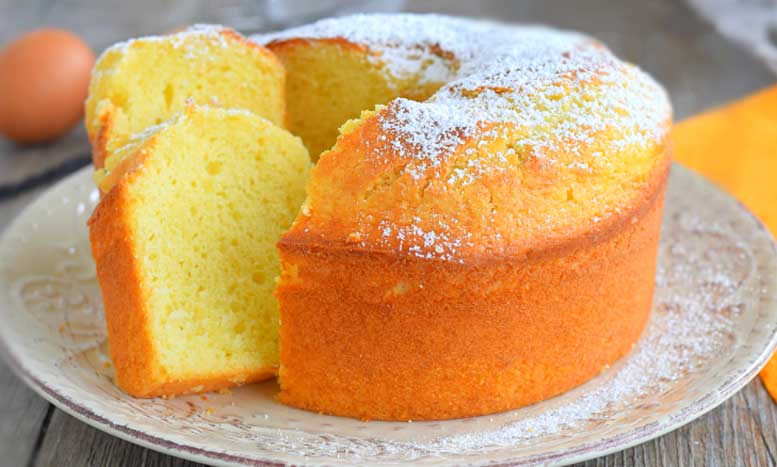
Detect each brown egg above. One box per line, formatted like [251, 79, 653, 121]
[0, 29, 95, 144]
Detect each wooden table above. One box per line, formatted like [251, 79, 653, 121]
[1, 0, 776, 465]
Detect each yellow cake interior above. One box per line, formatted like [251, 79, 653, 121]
[85, 26, 285, 161]
[268, 39, 445, 158]
[116, 107, 308, 380]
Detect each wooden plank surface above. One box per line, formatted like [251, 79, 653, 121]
[0, 188, 53, 467]
[0, 359, 52, 467]
[1, 0, 777, 466]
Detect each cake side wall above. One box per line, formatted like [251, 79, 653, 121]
[275, 178, 667, 421]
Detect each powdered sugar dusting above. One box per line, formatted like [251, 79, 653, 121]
[263, 14, 671, 261]
[257, 14, 511, 84]
[374, 217, 473, 263]
[258, 14, 670, 169]
[371, 21, 670, 178]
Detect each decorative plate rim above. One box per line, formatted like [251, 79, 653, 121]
[1, 164, 776, 467]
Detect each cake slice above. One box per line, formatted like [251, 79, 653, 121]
[89, 106, 309, 397]
[85, 25, 285, 169]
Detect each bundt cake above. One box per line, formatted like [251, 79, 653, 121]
[85, 24, 285, 169]
[86, 13, 672, 418]
[89, 106, 309, 397]
[272, 15, 672, 420]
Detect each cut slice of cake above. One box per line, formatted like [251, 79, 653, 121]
[89, 106, 309, 397]
[85, 24, 286, 169]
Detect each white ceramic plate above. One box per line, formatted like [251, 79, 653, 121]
[1, 165, 776, 467]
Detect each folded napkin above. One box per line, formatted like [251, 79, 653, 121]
[672, 85, 777, 400]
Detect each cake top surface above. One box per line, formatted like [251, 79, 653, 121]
[268, 14, 673, 260]
[259, 14, 522, 83]
[259, 14, 669, 153]
[96, 24, 234, 63]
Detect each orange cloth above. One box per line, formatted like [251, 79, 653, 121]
[672, 85, 777, 400]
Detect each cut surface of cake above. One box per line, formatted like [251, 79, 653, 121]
[89, 106, 309, 397]
[273, 14, 672, 421]
[259, 22, 452, 159]
[86, 25, 285, 169]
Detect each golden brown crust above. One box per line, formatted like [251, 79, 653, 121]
[89, 170, 158, 396]
[89, 158, 275, 398]
[276, 154, 670, 421]
[283, 105, 673, 262]
[283, 156, 671, 264]
[145, 367, 277, 398]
